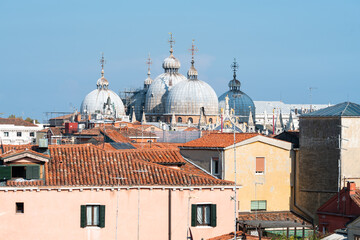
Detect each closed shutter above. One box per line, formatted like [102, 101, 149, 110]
[251, 200, 266, 211]
[256, 157, 265, 172]
[26, 165, 40, 179]
[210, 204, 217, 227]
[99, 205, 106, 228]
[191, 204, 197, 227]
[258, 200, 266, 210]
[0, 166, 11, 180]
[251, 201, 258, 210]
[80, 205, 86, 228]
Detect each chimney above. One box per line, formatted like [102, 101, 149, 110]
[348, 182, 356, 196]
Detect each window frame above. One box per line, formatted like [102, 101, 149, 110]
[16, 132, 22, 137]
[80, 205, 105, 228]
[86, 205, 100, 227]
[255, 157, 265, 175]
[250, 200, 267, 211]
[29, 132, 35, 137]
[211, 157, 220, 176]
[4, 132, 9, 137]
[16, 202, 24, 214]
[191, 203, 216, 227]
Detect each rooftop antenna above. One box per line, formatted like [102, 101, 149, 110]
[309, 87, 317, 112]
[168, 32, 175, 55]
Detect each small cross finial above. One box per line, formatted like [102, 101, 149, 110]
[100, 52, 106, 77]
[168, 32, 175, 54]
[188, 39, 198, 65]
[230, 58, 239, 79]
[146, 53, 152, 76]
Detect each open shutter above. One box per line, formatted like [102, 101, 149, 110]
[0, 166, 11, 180]
[191, 204, 197, 227]
[80, 205, 86, 228]
[26, 165, 40, 179]
[210, 204, 217, 227]
[99, 205, 106, 228]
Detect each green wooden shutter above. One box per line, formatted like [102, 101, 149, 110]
[26, 165, 40, 179]
[99, 205, 106, 228]
[210, 204, 217, 227]
[0, 166, 11, 180]
[258, 200, 266, 210]
[80, 205, 86, 228]
[191, 204, 197, 227]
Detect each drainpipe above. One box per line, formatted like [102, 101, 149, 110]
[168, 189, 171, 240]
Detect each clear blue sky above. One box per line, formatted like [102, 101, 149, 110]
[1, 0, 359, 122]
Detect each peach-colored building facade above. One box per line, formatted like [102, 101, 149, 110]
[0, 144, 236, 240]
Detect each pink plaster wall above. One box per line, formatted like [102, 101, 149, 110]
[0, 187, 234, 240]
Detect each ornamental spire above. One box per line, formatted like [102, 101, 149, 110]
[146, 53, 152, 77]
[187, 39, 198, 80]
[188, 39, 198, 66]
[230, 58, 239, 80]
[168, 32, 175, 55]
[100, 52, 106, 77]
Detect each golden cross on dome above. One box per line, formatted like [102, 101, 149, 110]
[188, 39, 198, 60]
[231, 58, 239, 79]
[146, 53, 152, 71]
[168, 32, 175, 54]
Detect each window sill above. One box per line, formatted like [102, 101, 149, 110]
[84, 226, 101, 229]
[194, 226, 214, 228]
[255, 173, 264, 175]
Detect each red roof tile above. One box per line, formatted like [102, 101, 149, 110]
[1, 144, 35, 154]
[182, 133, 259, 148]
[0, 149, 50, 159]
[45, 144, 233, 187]
[100, 128, 132, 143]
[207, 231, 270, 240]
[0, 118, 37, 127]
[49, 114, 73, 120]
[238, 211, 310, 225]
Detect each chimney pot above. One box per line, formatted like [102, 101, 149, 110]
[348, 182, 356, 196]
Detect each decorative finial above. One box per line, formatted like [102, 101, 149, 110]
[100, 52, 106, 77]
[188, 39, 198, 66]
[168, 32, 175, 55]
[231, 58, 239, 80]
[146, 53, 152, 76]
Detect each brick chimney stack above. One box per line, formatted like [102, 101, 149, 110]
[347, 182, 356, 196]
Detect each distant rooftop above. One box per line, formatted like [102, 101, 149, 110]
[301, 102, 360, 117]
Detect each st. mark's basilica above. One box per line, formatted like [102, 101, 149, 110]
[79, 34, 317, 134]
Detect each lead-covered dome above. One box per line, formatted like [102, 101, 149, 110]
[218, 59, 255, 123]
[165, 55, 218, 116]
[145, 44, 186, 115]
[80, 58, 125, 118]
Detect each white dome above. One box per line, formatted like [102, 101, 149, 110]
[144, 72, 186, 114]
[162, 55, 181, 70]
[80, 88, 125, 118]
[165, 79, 219, 115]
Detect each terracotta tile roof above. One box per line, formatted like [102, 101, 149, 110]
[0, 118, 37, 127]
[0, 144, 35, 154]
[50, 127, 63, 136]
[6, 179, 44, 187]
[45, 144, 233, 187]
[73, 128, 101, 136]
[100, 128, 132, 143]
[119, 127, 157, 138]
[0, 148, 50, 159]
[350, 189, 360, 207]
[238, 211, 310, 225]
[182, 133, 259, 148]
[132, 142, 182, 149]
[183, 127, 199, 131]
[207, 231, 270, 240]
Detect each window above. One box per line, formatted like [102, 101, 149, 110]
[251, 200, 267, 211]
[4, 132, 9, 137]
[16, 202, 24, 213]
[17, 132, 22, 137]
[211, 157, 220, 176]
[12, 166, 26, 179]
[30, 132, 35, 137]
[256, 157, 265, 174]
[191, 204, 216, 227]
[188, 118, 193, 124]
[177, 117, 182, 123]
[354, 235, 360, 240]
[209, 118, 213, 124]
[80, 205, 105, 228]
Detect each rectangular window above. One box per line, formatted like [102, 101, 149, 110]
[81, 205, 105, 228]
[191, 204, 216, 227]
[16, 202, 24, 213]
[211, 157, 219, 176]
[30, 132, 35, 137]
[251, 200, 267, 211]
[4, 132, 9, 137]
[12, 166, 26, 179]
[256, 157, 265, 174]
[354, 235, 360, 240]
[17, 132, 22, 137]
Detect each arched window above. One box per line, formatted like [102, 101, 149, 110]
[157, 117, 160, 122]
[178, 117, 182, 123]
[188, 117, 193, 123]
[209, 118, 213, 123]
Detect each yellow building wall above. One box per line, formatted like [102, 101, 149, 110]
[224, 141, 291, 212]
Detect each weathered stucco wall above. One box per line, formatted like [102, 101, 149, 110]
[297, 117, 341, 220]
[224, 141, 292, 212]
[0, 187, 234, 240]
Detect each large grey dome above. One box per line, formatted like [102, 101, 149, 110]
[218, 59, 255, 122]
[80, 66, 125, 118]
[144, 50, 186, 115]
[165, 57, 218, 116]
